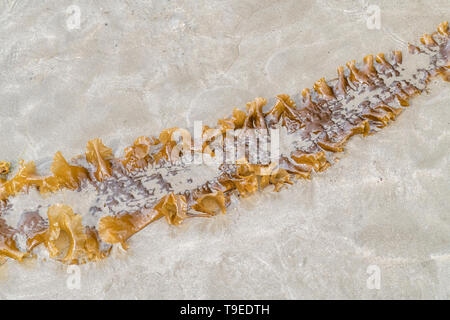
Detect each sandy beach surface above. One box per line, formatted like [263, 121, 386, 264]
[0, 0, 449, 299]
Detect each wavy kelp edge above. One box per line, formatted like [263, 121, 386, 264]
[0, 22, 449, 265]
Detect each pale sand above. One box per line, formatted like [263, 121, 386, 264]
[0, 0, 449, 299]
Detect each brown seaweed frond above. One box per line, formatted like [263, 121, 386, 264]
[1, 22, 448, 265]
[86, 138, 113, 181]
